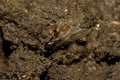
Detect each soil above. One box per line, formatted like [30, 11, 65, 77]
[0, 0, 120, 80]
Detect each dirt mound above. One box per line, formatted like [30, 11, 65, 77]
[0, 0, 120, 80]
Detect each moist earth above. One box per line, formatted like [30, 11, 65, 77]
[0, 0, 120, 80]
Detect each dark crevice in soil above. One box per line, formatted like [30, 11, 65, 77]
[2, 40, 13, 58]
[1, 30, 13, 58]
[44, 51, 53, 58]
[44, 39, 87, 58]
[96, 54, 120, 65]
[27, 45, 39, 52]
[27, 45, 44, 56]
[75, 40, 87, 46]
[44, 42, 72, 57]
[21, 41, 39, 52]
[66, 57, 85, 65]
[5, 18, 19, 25]
[0, 72, 10, 79]
[58, 59, 81, 65]
[57, 61, 64, 65]
[0, 13, 19, 26]
[39, 70, 49, 80]
[12, 74, 19, 80]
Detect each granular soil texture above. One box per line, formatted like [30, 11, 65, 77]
[0, 0, 120, 80]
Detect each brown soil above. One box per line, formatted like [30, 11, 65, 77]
[0, 0, 120, 80]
